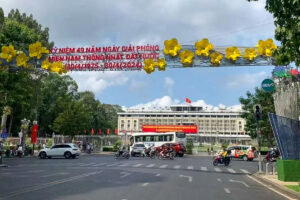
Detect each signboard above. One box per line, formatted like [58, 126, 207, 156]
[31, 124, 38, 144]
[49, 45, 160, 71]
[142, 125, 198, 133]
[1, 128, 8, 139]
[261, 79, 275, 92]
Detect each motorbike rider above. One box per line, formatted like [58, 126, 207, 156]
[218, 148, 228, 163]
[118, 146, 126, 156]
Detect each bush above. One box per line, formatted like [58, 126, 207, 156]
[113, 140, 122, 151]
[103, 146, 115, 152]
[46, 139, 53, 148]
[186, 142, 194, 154]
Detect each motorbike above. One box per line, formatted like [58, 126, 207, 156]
[115, 149, 130, 159]
[213, 156, 230, 166]
[263, 151, 278, 163]
[158, 149, 175, 160]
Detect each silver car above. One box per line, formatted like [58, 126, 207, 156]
[131, 143, 145, 157]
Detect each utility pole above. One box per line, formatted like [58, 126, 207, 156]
[254, 104, 262, 173]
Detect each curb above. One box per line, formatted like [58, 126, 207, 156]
[251, 173, 300, 199]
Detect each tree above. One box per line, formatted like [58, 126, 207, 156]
[247, 0, 300, 66]
[239, 88, 275, 146]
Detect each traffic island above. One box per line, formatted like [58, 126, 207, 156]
[277, 160, 300, 182]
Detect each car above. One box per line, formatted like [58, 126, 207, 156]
[156, 143, 186, 157]
[130, 143, 145, 157]
[38, 143, 80, 159]
[227, 145, 254, 161]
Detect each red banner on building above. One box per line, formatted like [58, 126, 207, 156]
[31, 124, 38, 144]
[142, 125, 198, 133]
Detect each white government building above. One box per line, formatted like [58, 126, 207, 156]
[117, 105, 252, 144]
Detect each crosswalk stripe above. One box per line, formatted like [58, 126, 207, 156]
[240, 169, 250, 174]
[93, 163, 107, 167]
[81, 163, 96, 166]
[227, 168, 236, 173]
[133, 163, 143, 167]
[119, 163, 130, 167]
[201, 167, 208, 171]
[174, 165, 181, 169]
[146, 164, 155, 168]
[159, 164, 168, 168]
[106, 163, 119, 167]
[187, 166, 194, 170]
[214, 167, 221, 172]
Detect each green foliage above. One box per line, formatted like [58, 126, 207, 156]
[103, 146, 115, 152]
[247, 0, 300, 66]
[186, 142, 194, 154]
[239, 87, 275, 146]
[46, 139, 53, 148]
[113, 140, 122, 151]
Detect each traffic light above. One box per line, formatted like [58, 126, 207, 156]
[254, 104, 262, 121]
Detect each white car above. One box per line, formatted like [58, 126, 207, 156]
[39, 143, 80, 159]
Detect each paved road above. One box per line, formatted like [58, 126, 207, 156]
[0, 155, 287, 200]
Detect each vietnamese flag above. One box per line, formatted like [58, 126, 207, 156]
[91, 128, 95, 135]
[31, 124, 38, 144]
[115, 128, 118, 135]
[185, 98, 191, 104]
[107, 129, 110, 135]
[98, 129, 102, 135]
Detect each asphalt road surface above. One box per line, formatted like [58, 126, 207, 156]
[0, 155, 287, 200]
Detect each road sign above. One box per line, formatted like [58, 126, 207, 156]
[1, 133, 8, 139]
[261, 79, 275, 92]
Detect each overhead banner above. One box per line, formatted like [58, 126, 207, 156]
[142, 125, 198, 133]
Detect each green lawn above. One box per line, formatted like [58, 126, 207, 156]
[285, 185, 300, 193]
[198, 145, 222, 152]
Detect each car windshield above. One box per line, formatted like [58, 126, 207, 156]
[134, 144, 145, 147]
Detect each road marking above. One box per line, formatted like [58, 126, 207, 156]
[41, 172, 69, 178]
[187, 166, 194, 170]
[246, 175, 298, 200]
[229, 179, 249, 188]
[106, 163, 119, 167]
[159, 164, 168, 168]
[240, 169, 250, 174]
[133, 163, 143, 167]
[26, 170, 45, 173]
[217, 178, 222, 182]
[227, 168, 236, 173]
[224, 188, 231, 194]
[2, 170, 103, 199]
[201, 167, 207, 171]
[146, 164, 155, 168]
[120, 172, 131, 178]
[119, 163, 130, 167]
[214, 167, 221, 172]
[94, 163, 107, 167]
[174, 165, 181, 169]
[142, 182, 149, 187]
[155, 174, 160, 177]
[80, 163, 96, 166]
[179, 175, 192, 182]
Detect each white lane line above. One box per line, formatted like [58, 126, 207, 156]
[179, 175, 192, 182]
[94, 163, 107, 167]
[227, 168, 236, 173]
[217, 178, 222, 182]
[146, 164, 155, 168]
[201, 167, 207, 171]
[155, 174, 160, 177]
[81, 163, 96, 167]
[106, 163, 119, 167]
[142, 182, 149, 187]
[214, 167, 221, 172]
[174, 165, 181, 169]
[120, 172, 131, 178]
[41, 172, 69, 178]
[119, 163, 130, 167]
[240, 169, 250, 174]
[26, 170, 45, 173]
[187, 166, 194, 170]
[229, 179, 249, 188]
[133, 163, 143, 167]
[246, 175, 298, 200]
[159, 164, 168, 168]
[224, 188, 231, 194]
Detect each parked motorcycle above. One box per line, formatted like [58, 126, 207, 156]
[213, 156, 230, 166]
[115, 149, 130, 159]
[263, 151, 279, 163]
[158, 149, 175, 160]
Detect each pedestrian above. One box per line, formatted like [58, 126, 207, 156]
[207, 147, 210, 155]
[211, 147, 214, 154]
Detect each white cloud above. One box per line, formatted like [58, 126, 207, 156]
[129, 96, 180, 110]
[164, 77, 175, 95]
[224, 71, 267, 89]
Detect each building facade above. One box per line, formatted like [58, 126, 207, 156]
[118, 105, 251, 144]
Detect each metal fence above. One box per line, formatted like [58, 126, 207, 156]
[269, 113, 300, 160]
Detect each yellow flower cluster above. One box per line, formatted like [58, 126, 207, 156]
[29, 41, 49, 59]
[156, 58, 167, 71]
[16, 53, 29, 67]
[243, 48, 257, 61]
[225, 46, 241, 61]
[210, 51, 223, 66]
[163, 38, 181, 56]
[42, 60, 67, 74]
[195, 38, 213, 57]
[179, 50, 194, 65]
[257, 39, 277, 57]
[143, 58, 167, 74]
[0, 45, 16, 62]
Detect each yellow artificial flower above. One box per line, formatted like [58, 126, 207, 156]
[163, 38, 182, 56]
[156, 58, 167, 71]
[0, 45, 17, 62]
[16, 53, 29, 67]
[42, 60, 52, 70]
[210, 51, 223, 66]
[257, 39, 277, 57]
[29, 41, 49, 59]
[225, 46, 241, 61]
[243, 48, 257, 61]
[143, 59, 156, 74]
[195, 38, 213, 57]
[179, 49, 194, 66]
[51, 61, 65, 74]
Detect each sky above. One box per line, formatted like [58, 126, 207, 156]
[0, 0, 277, 110]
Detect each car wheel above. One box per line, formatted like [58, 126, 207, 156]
[243, 156, 248, 161]
[64, 151, 72, 159]
[48, 156, 52, 159]
[72, 155, 76, 159]
[39, 152, 47, 159]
